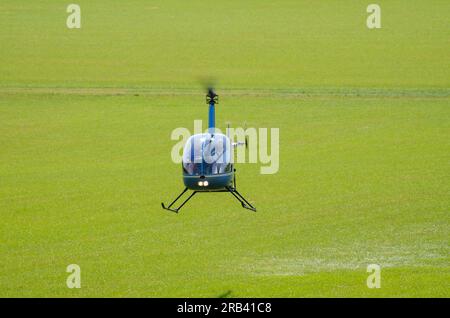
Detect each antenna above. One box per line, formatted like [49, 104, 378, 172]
[244, 121, 248, 149]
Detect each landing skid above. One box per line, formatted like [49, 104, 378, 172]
[161, 186, 256, 214]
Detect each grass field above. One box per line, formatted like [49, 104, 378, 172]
[0, 1, 449, 297]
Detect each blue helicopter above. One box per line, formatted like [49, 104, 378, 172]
[161, 88, 256, 213]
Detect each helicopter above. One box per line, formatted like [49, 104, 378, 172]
[161, 88, 256, 213]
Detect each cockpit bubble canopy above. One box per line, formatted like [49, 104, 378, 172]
[182, 133, 232, 176]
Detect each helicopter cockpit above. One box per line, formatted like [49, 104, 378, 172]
[182, 133, 232, 176]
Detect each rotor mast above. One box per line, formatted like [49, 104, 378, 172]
[206, 88, 218, 134]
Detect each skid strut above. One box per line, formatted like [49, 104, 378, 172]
[161, 188, 197, 213]
[225, 186, 257, 212]
[161, 187, 256, 213]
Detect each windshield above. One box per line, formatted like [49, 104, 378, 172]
[182, 133, 232, 175]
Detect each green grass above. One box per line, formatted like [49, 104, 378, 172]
[0, 0, 449, 297]
[1, 0, 449, 89]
